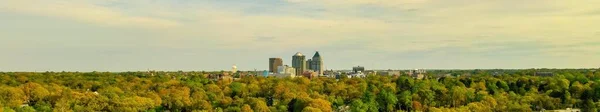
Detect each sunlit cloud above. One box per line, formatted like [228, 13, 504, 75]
[1, 0, 180, 28]
[1, 0, 599, 71]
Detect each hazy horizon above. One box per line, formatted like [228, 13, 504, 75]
[1, 0, 599, 71]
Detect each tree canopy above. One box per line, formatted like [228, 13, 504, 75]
[0, 69, 599, 111]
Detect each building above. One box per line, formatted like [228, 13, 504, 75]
[306, 59, 313, 70]
[349, 71, 366, 78]
[292, 52, 307, 76]
[381, 70, 401, 76]
[302, 71, 318, 79]
[269, 58, 283, 73]
[323, 69, 335, 77]
[262, 70, 269, 77]
[352, 66, 365, 73]
[539, 108, 581, 112]
[307, 51, 324, 76]
[210, 72, 233, 82]
[274, 65, 296, 78]
[232, 65, 238, 74]
[408, 69, 427, 79]
[408, 69, 426, 75]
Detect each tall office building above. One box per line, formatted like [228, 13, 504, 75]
[292, 52, 306, 75]
[269, 58, 283, 73]
[308, 51, 324, 76]
[306, 59, 313, 70]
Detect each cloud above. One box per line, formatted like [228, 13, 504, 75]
[3, 0, 599, 53]
[2, 0, 600, 70]
[0, 0, 180, 28]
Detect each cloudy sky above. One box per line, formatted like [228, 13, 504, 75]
[1, 0, 599, 71]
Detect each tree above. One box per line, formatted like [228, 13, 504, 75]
[230, 82, 244, 97]
[251, 98, 270, 112]
[302, 107, 322, 112]
[350, 100, 367, 112]
[159, 86, 192, 110]
[0, 86, 26, 108]
[241, 104, 253, 112]
[306, 99, 332, 112]
[397, 91, 412, 111]
[450, 86, 467, 107]
[21, 82, 50, 104]
[376, 90, 397, 111]
[17, 106, 36, 112]
[107, 96, 155, 112]
[2, 69, 600, 111]
[412, 101, 424, 111]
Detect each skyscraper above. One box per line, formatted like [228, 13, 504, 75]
[292, 52, 306, 76]
[308, 51, 324, 76]
[269, 58, 283, 73]
[306, 59, 313, 70]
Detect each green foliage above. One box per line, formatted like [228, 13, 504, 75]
[0, 69, 599, 111]
[16, 106, 35, 112]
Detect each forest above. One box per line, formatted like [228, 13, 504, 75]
[1, 69, 600, 112]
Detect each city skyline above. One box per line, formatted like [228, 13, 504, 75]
[1, 0, 600, 71]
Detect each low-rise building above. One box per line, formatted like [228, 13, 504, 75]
[381, 70, 401, 76]
[408, 69, 427, 79]
[273, 65, 296, 78]
[539, 108, 581, 112]
[302, 71, 318, 79]
[353, 66, 365, 73]
[349, 72, 366, 78]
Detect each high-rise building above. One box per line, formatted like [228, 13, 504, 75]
[307, 51, 324, 76]
[306, 59, 313, 70]
[292, 52, 306, 75]
[269, 58, 283, 73]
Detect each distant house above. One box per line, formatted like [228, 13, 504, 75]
[408, 69, 427, 79]
[209, 72, 233, 81]
[412, 74, 425, 79]
[539, 108, 581, 112]
[380, 70, 401, 76]
[349, 72, 366, 78]
[302, 71, 318, 79]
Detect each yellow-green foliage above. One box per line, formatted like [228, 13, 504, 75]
[0, 69, 599, 111]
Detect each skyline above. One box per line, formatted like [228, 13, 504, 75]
[1, 0, 600, 71]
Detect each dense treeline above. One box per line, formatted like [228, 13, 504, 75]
[1, 69, 600, 112]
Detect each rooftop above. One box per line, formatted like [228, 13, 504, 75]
[313, 51, 321, 57]
[294, 52, 304, 56]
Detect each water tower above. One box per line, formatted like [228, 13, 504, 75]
[232, 65, 238, 74]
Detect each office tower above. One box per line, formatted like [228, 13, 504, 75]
[269, 58, 283, 73]
[306, 59, 313, 70]
[292, 52, 306, 75]
[309, 51, 324, 76]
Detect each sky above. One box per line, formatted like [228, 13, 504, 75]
[1, 0, 600, 71]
